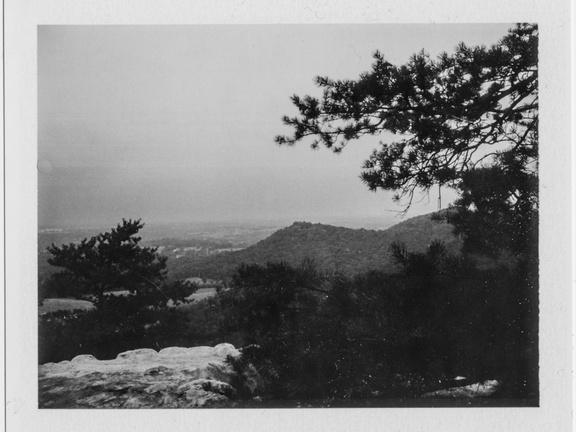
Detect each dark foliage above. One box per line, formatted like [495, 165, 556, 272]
[215, 256, 537, 402]
[446, 165, 538, 258]
[262, 24, 539, 403]
[38, 292, 230, 364]
[39, 249, 537, 402]
[40, 306, 192, 364]
[39, 220, 201, 363]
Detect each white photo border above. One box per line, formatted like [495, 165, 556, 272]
[4, 1, 573, 431]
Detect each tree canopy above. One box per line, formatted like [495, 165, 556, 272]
[45, 219, 194, 307]
[275, 24, 538, 214]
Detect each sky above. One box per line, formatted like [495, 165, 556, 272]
[38, 24, 513, 228]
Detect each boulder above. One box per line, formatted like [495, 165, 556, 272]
[39, 343, 261, 408]
[422, 380, 501, 398]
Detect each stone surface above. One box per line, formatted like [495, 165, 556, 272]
[39, 298, 96, 315]
[422, 380, 501, 398]
[39, 343, 260, 408]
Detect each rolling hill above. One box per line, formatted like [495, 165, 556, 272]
[168, 211, 461, 281]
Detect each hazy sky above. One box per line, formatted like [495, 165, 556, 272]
[38, 24, 513, 228]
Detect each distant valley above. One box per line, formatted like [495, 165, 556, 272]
[37, 221, 283, 283]
[38, 212, 461, 285]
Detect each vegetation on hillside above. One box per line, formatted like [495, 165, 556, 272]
[39, 220, 199, 364]
[220, 253, 537, 402]
[168, 212, 460, 281]
[40, 219, 197, 305]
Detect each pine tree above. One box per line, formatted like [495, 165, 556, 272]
[275, 24, 538, 221]
[46, 219, 168, 306]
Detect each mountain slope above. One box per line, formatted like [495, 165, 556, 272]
[168, 212, 461, 280]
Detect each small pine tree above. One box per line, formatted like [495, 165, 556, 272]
[46, 219, 168, 306]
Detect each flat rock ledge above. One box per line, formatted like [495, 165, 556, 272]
[39, 344, 260, 408]
[422, 380, 500, 398]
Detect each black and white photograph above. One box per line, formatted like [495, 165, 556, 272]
[4, 1, 573, 431]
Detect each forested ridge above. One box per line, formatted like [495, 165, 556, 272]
[168, 211, 460, 280]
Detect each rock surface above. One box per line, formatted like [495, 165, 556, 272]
[39, 344, 260, 408]
[39, 298, 96, 315]
[422, 380, 500, 398]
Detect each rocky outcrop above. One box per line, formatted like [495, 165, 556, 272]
[422, 380, 500, 398]
[39, 344, 262, 408]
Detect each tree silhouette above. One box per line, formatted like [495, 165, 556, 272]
[270, 25, 540, 398]
[276, 24, 537, 215]
[46, 219, 171, 306]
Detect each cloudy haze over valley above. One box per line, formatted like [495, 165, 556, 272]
[38, 24, 511, 228]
